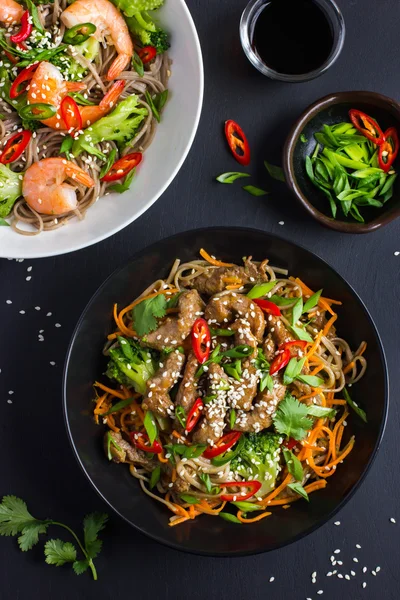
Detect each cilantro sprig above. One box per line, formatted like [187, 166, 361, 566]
[132, 294, 167, 336]
[272, 394, 313, 441]
[0, 496, 108, 580]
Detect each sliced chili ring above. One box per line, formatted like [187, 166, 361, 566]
[185, 398, 204, 433]
[101, 152, 143, 182]
[19, 103, 57, 121]
[279, 340, 308, 351]
[253, 298, 281, 316]
[60, 95, 83, 136]
[203, 431, 242, 459]
[10, 10, 32, 44]
[0, 130, 32, 164]
[211, 433, 245, 466]
[378, 127, 399, 172]
[269, 348, 291, 376]
[138, 45, 157, 64]
[63, 22, 97, 45]
[191, 317, 211, 364]
[220, 480, 262, 502]
[130, 431, 162, 454]
[348, 109, 385, 145]
[9, 62, 40, 99]
[282, 437, 298, 450]
[224, 119, 251, 166]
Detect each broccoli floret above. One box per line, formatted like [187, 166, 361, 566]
[0, 164, 22, 218]
[106, 336, 157, 395]
[126, 11, 170, 54]
[72, 94, 147, 156]
[230, 432, 282, 496]
[113, 0, 164, 17]
[52, 37, 99, 81]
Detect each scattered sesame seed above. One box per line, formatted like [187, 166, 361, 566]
[50, 361, 56, 366]
[376, 566, 381, 573]
[6, 300, 12, 304]
[334, 549, 341, 554]
[278, 221, 284, 225]
[351, 570, 356, 576]
[334, 521, 341, 526]
[337, 574, 343, 579]
[317, 591, 323, 595]
[35, 306, 40, 311]
[394, 251, 400, 256]
[362, 582, 367, 589]
[55, 323, 61, 328]
[26, 276, 31, 281]
[46, 312, 52, 316]
[345, 575, 350, 581]
[353, 557, 359, 563]
[371, 570, 376, 576]
[269, 576, 275, 583]
[7, 399, 12, 404]
[390, 517, 396, 523]
[356, 544, 361, 549]
[363, 567, 367, 573]
[19, 310, 25, 314]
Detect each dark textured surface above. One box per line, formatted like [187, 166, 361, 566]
[1, 0, 399, 598]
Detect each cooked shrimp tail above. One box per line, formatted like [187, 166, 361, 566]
[0, 0, 24, 24]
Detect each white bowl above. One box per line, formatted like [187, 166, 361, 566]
[0, 0, 203, 259]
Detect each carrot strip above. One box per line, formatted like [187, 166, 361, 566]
[157, 452, 169, 464]
[237, 510, 271, 523]
[106, 414, 120, 433]
[305, 331, 324, 359]
[169, 516, 190, 527]
[310, 364, 324, 376]
[222, 276, 242, 284]
[171, 468, 177, 483]
[343, 361, 355, 375]
[197, 500, 227, 515]
[199, 248, 233, 267]
[107, 331, 123, 341]
[172, 430, 190, 445]
[258, 473, 292, 506]
[189, 505, 195, 519]
[327, 399, 347, 406]
[226, 284, 243, 290]
[322, 314, 338, 337]
[94, 381, 125, 400]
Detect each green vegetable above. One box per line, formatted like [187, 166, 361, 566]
[230, 501, 262, 513]
[109, 168, 136, 194]
[264, 161, 285, 182]
[195, 344, 253, 377]
[287, 482, 309, 501]
[71, 93, 96, 106]
[272, 394, 313, 441]
[72, 95, 147, 156]
[216, 172, 250, 184]
[175, 405, 186, 429]
[150, 466, 161, 489]
[300, 134, 308, 143]
[144, 410, 158, 444]
[106, 430, 122, 460]
[247, 281, 276, 299]
[132, 51, 144, 76]
[60, 136, 74, 160]
[282, 447, 304, 481]
[199, 472, 212, 493]
[102, 396, 135, 415]
[132, 294, 167, 336]
[165, 443, 206, 460]
[343, 387, 367, 423]
[230, 409, 236, 429]
[291, 297, 303, 325]
[25, 0, 44, 33]
[63, 23, 97, 45]
[307, 405, 336, 419]
[230, 432, 282, 496]
[154, 89, 168, 112]
[219, 512, 242, 524]
[0, 496, 107, 580]
[106, 337, 157, 395]
[0, 165, 22, 218]
[288, 324, 313, 343]
[0, 218, 10, 226]
[209, 327, 235, 336]
[303, 289, 323, 312]
[283, 356, 306, 385]
[111, 0, 169, 54]
[180, 494, 200, 505]
[297, 374, 324, 387]
[243, 185, 268, 197]
[99, 149, 118, 179]
[145, 90, 160, 123]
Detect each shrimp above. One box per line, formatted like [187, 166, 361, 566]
[61, 0, 133, 80]
[27, 62, 125, 131]
[22, 158, 94, 215]
[0, 0, 24, 25]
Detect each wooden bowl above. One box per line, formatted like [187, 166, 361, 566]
[283, 91, 400, 233]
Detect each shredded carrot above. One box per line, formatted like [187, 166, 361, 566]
[107, 331, 123, 341]
[308, 437, 355, 478]
[319, 298, 335, 316]
[293, 277, 342, 308]
[157, 451, 169, 464]
[305, 331, 324, 359]
[326, 399, 347, 406]
[322, 313, 338, 337]
[282, 505, 291, 509]
[171, 504, 190, 518]
[336, 425, 345, 449]
[199, 248, 233, 267]
[106, 414, 120, 433]
[197, 500, 227, 515]
[298, 389, 321, 402]
[343, 361, 355, 374]
[169, 516, 189, 527]
[171, 468, 177, 483]
[237, 510, 272, 523]
[120, 407, 134, 433]
[189, 505, 195, 519]
[94, 381, 125, 400]
[258, 473, 292, 506]
[226, 283, 243, 290]
[172, 430, 190, 445]
[310, 364, 325, 376]
[222, 276, 242, 284]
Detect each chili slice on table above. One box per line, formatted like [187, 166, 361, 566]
[63, 22, 97, 45]
[138, 45, 157, 64]
[203, 431, 242, 459]
[61, 96, 82, 136]
[348, 109, 385, 145]
[191, 317, 211, 364]
[224, 119, 251, 166]
[186, 398, 204, 433]
[130, 431, 162, 454]
[10, 62, 40, 99]
[378, 127, 399, 172]
[220, 480, 262, 502]
[0, 130, 31, 164]
[101, 152, 142, 182]
[10, 10, 32, 44]
[269, 348, 290, 376]
[253, 298, 281, 316]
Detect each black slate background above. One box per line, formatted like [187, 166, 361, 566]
[1, 0, 400, 598]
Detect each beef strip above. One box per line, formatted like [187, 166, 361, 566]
[173, 351, 199, 430]
[142, 290, 204, 351]
[192, 364, 229, 445]
[205, 292, 265, 341]
[231, 318, 258, 357]
[104, 431, 156, 470]
[263, 334, 276, 362]
[142, 350, 185, 417]
[229, 360, 259, 411]
[188, 257, 267, 296]
[233, 379, 286, 433]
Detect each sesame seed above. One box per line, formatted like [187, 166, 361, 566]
[351, 570, 356, 576]
[269, 577, 274, 583]
[8, 391, 14, 395]
[345, 574, 350, 580]
[317, 591, 323, 595]
[394, 251, 400, 256]
[7, 399, 12, 404]
[50, 361, 56, 366]
[334, 521, 341, 526]
[19, 310, 25, 314]
[334, 549, 340, 554]
[376, 566, 381, 572]
[353, 557, 359, 563]
[337, 574, 343, 579]
[35, 306, 40, 311]
[363, 567, 367, 573]
[362, 582, 367, 589]
[278, 221, 284, 225]
[371, 570, 376, 576]
[46, 312, 52, 316]
[6, 300, 12, 304]
[390, 517, 396, 523]
[356, 544, 361, 549]
[26, 276, 31, 281]
[55, 323, 61, 328]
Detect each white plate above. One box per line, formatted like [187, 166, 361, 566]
[0, 0, 203, 259]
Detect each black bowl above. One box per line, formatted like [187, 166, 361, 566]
[63, 227, 388, 556]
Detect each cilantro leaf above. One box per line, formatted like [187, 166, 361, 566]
[0, 496, 42, 536]
[18, 522, 49, 552]
[282, 448, 304, 481]
[44, 539, 77, 566]
[132, 294, 167, 336]
[272, 394, 313, 441]
[83, 513, 108, 560]
[73, 559, 90, 575]
[287, 482, 309, 501]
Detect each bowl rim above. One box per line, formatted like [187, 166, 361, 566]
[62, 226, 389, 557]
[0, 0, 204, 259]
[283, 90, 400, 233]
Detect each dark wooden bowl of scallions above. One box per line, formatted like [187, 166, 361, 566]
[283, 91, 400, 233]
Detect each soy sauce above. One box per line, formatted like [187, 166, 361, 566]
[252, 0, 334, 75]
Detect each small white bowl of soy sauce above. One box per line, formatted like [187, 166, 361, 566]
[240, 0, 345, 82]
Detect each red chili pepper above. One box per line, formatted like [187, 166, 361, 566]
[130, 431, 162, 454]
[10, 10, 32, 44]
[220, 480, 262, 502]
[253, 298, 281, 316]
[10, 62, 40, 99]
[60, 96, 82, 136]
[283, 437, 298, 450]
[349, 109, 385, 145]
[378, 127, 399, 172]
[191, 317, 211, 364]
[0, 130, 32, 164]
[186, 398, 204, 433]
[203, 431, 242, 459]
[224, 119, 251, 166]
[269, 348, 291, 376]
[278, 340, 308, 351]
[101, 152, 143, 182]
[138, 46, 157, 64]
